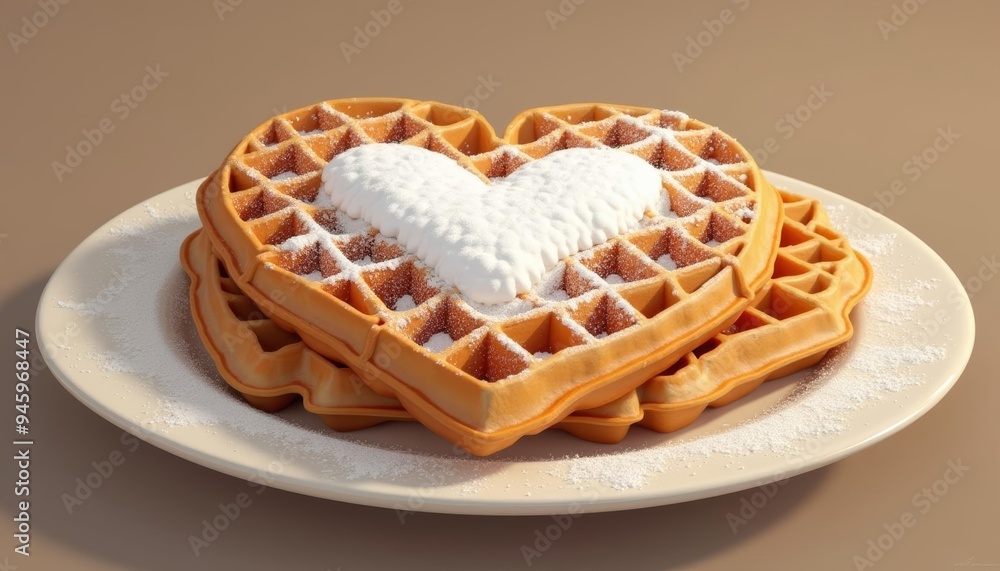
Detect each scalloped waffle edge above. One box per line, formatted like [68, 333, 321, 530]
[182, 229, 643, 444]
[563, 189, 872, 438]
[194, 98, 783, 455]
[181, 191, 869, 448]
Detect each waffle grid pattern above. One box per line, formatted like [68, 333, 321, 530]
[182, 192, 871, 443]
[196, 99, 785, 453]
[181, 189, 869, 445]
[218, 100, 765, 384]
[634, 189, 873, 433]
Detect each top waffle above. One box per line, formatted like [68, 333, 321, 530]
[196, 98, 782, 455]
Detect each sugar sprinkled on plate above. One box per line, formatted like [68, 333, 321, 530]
[48, 182, 954, 497]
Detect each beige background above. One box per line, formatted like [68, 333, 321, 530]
[1, 1, 996, 569]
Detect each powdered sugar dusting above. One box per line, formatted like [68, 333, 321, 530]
[464, 297, 535, 320]
[423, 332, 454, 352]
[866, 280, 938, 325]
[826, 204, 896, 259]
[535, 265, 573, 302]
[320, 144, 663, 304]
[605, 273, 624, 285]
[734, 206, 755, 221]
[394, 294, 417, 311]
[850, 233, 896, 259]
[45, 181, 963, 504]
[270, 171, 299, 181]
[557, 201, 953, 490]
[655, 253, 678, 271]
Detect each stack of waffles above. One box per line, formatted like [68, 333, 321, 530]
[182, 99, 872, 455]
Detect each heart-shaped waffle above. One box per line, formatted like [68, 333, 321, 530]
[182, 190, 868, 449]
[196, 99, 782, 455]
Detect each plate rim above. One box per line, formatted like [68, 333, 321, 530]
[35, 171, 976, 515]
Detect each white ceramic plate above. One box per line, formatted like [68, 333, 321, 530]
[36, 173, 975, 515]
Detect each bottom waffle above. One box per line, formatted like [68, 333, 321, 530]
[181, 190, 871, 447]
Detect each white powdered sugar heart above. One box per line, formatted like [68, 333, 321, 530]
[319, 144, 664, 304]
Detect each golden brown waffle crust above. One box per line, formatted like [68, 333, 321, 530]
[182, 229, 644, 440]
[195, 98, 783, 455]
[636, 189, 873, 432]
[181, 230, 412, 424]
[183, 190, 870, 448]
